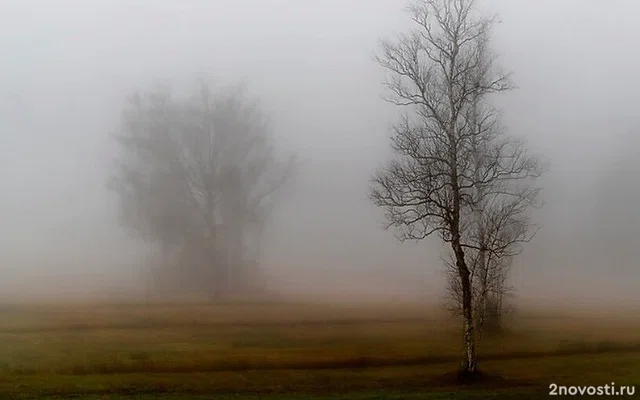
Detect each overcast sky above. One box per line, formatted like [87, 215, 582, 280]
[1, 0, 639, 305]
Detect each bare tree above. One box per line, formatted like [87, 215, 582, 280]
[370, 0, 541, 375]
[447, 62, 539, 343]
[445, 200, 526, 344]
[109, 80, 294, 299]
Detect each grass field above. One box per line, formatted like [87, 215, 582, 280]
[0, 300, 638, 399]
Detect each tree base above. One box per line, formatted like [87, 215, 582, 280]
[438, 369, 496, 386]
[456, 368, 488, 384]
[437, 368, 535, 389]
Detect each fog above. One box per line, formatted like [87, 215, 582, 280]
[1, 0, 638, 306]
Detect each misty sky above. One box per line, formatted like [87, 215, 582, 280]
[1, 0, 639, 304]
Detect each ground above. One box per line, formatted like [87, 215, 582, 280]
[0, 300, 638, 399]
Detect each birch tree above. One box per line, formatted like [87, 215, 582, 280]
[370, 0, 542, 375]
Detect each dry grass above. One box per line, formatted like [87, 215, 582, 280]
[0, 300, 638, 398]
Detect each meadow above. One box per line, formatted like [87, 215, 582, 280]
[0, 299, 638, 399]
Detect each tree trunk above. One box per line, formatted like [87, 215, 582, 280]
[460, 263, 477, 374]
[452, 237, 477, 375]
[451, 169, 478, 374]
